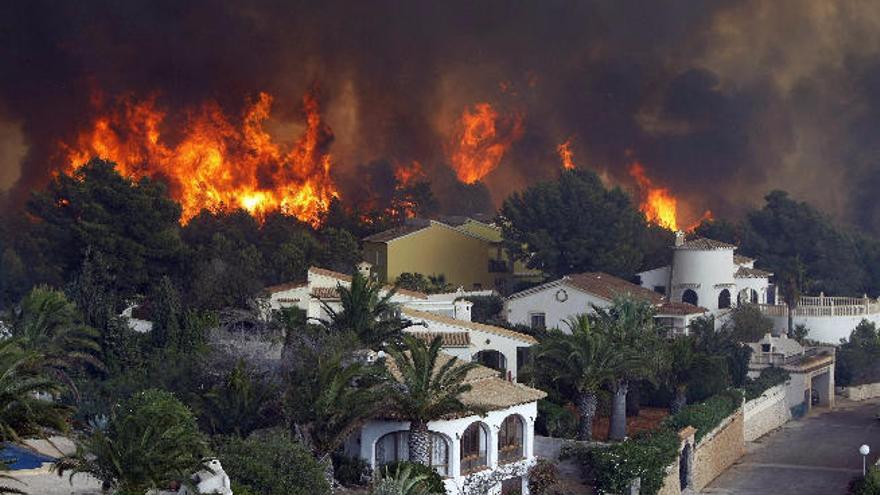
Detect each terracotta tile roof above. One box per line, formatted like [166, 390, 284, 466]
[311, 287, 340, 300]
[308, 267, 428, 299]
[734, 266, 773, 278]
[362, 219, 431, 243]
[656, 301, 708, 316]
[733, 254, 755, 265]
[383, 352, 546, 416]
[401, 308, 538, 344]
[565, 272, 664, 304]
[406, 331, 471, 348]
[676, 237, 737, 250]
[264, 281, 307, 294]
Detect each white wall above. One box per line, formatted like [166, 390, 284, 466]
[743, 384, 790, 441]
[356, 401, 539, 495]
[638, 266, 670, 294]
[764, 313, 880, 344]
[505, 283, 610, 331]
[671, 248, 736, 311]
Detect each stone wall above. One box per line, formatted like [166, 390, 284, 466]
[841, 382, 880, 401]
[743, 384, 791, 441]
[693, 409, 745, 491]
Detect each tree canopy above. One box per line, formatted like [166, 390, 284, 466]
[500, 169, 671, 280]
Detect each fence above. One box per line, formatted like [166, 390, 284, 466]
[751, 294, 880, 318]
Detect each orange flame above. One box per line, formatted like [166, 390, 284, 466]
[447, 103, 524, 184]
[61, 90, 338, 226]
[628, 162, 678, 230]
[394, 160, 426, 189]
[557, 139, 575, 170]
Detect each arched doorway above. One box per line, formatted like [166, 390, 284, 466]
[718, 289, 731, 309]
[679, 443, 693, 490]
[474, 350, 507, 374]
[682, 289, 699, 306]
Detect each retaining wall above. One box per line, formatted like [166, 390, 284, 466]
[743, 384, 791, 441]
[841, 382, 880, 401]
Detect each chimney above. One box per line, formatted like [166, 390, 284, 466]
[357, 261, 373, 279]
[453, 299, 473, 322]
[674, 230, 685, 247]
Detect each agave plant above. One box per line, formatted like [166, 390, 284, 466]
[370, 463, 434, 495]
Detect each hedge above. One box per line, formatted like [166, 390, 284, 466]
[663, 389, 743, 443]
[577, 388, 745, 494]
[744, 367, 790, 401]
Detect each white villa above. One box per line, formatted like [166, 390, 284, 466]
[636, 233, 775, 314]
[504, 271, 707, 334]
[264, 265, 546, 493]
[345, 353, 545, 495]
[636, 232, 880, 343]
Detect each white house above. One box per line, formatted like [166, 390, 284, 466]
[345, 353, 546, 495]
[747, 333, 836, 413]
[402, 308, 538, 382]
[504, 271, 706, 334]
[636, 233, 775, 313]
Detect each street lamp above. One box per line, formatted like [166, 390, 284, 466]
[860, 444, 871, 476]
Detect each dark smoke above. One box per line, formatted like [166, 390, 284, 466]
[1, 1, 880, 232]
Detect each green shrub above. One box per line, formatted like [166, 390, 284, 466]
[586, 427, 679, 495]
[664, 389, 743, 443]
[379, 461, 445, 494]
[850, 466, 880, 494]
[528, 458, 560, 495]
[334, 453, 371, 487]
[536, 399, 578, 439]
[744, 367, 790, 401]
[216, 429, 330, 495]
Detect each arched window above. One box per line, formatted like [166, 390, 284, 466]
[682, 289, 698, 306]
[460, 422, 489, 474]
[375, 431, 449, 476]
[498, 415, 524, 463]
[738, 288, 759, 305]
[718, 289, 731, 309]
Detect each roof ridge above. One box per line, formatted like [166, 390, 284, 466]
[401, 307, 537, 344]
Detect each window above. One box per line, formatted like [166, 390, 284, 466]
[530, 313, 546, 330]
[474, 350, 507, 374]
[654, 285, 666, 295]
[718, 289, 731, 309]
[460, 422, 488, 473]
[375, 431, 449, 477]
[682, 289, 698, 306]
[498, 415, 524, 463]
[473, 283, 483, 290]
[488, 259, 508, 273]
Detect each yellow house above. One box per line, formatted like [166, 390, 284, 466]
[362, 217, 542, 292]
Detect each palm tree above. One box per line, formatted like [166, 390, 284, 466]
[319, 271, 419, 349]
[286, 344, 385, 484]
[532, 314, 625, 441]
[54, 389, 209, 494]
[196, 359, 279, 437]
[593, 296, 667, 441]
[666, 336, 696, 414]
[386, 335, 479, 465]
[0, 338, 70, 443]
[6, 287, 102, 392]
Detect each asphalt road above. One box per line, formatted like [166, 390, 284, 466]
[704, 398, 880, 495]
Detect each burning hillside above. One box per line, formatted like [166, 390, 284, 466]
[447, 103, 524, 184]
[61, 89, 338, 226]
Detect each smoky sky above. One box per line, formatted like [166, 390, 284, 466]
[2, 0, 880, 232]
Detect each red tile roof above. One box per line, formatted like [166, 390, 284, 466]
[308, 267, 428, 299]
[407, 331, 471, 347]
[263, 281, 307, 294]
[735, 266, 773, 278]
[677, 238, 737, 250]
[656, 302, 708, 316]
[401, 308, 538, 344]
[566, 272, 664, 304]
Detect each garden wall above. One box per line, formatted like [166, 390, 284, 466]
[743, 384, 790, 441]
[840, 382, 880, 401]
[657, 409, 745, 494]
[692, 408, 745, 490]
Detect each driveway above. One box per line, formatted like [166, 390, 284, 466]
[704, 398, 880, 495]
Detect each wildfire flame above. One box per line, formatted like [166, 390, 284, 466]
[394, 160, 426, 189]
[629, 162, 679, 230]
[447, 103, 524, 184]
[557, 139, 575, 170]
[62, 89, 338, 226]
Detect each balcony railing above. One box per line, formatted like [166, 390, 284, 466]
[750, 294, 880, 318]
